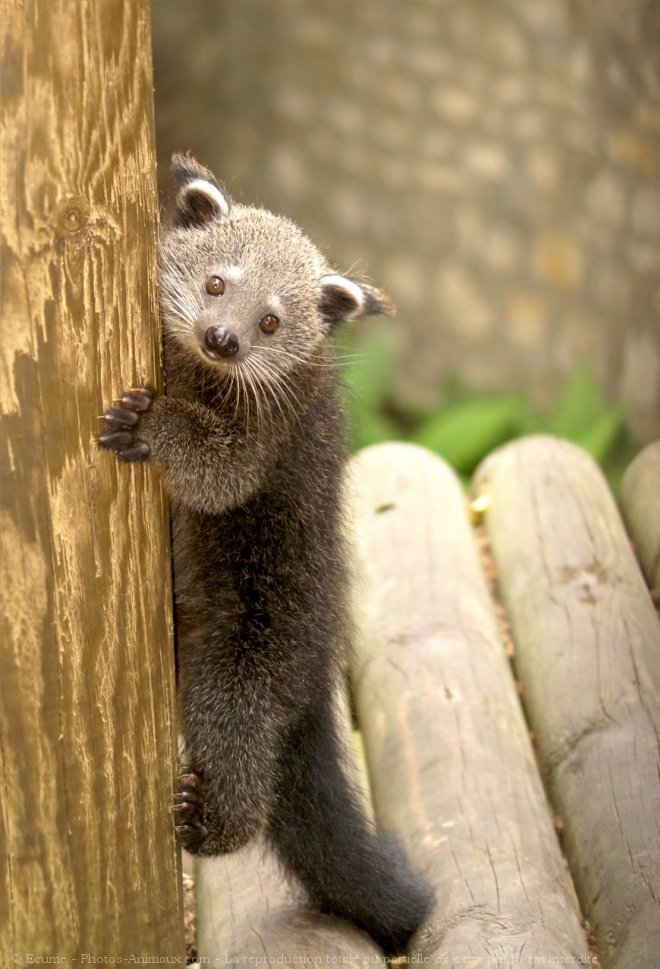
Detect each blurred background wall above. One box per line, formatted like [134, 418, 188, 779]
[152, 0, 660, 443]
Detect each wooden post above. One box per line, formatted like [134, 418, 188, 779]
[0, 0, 183, 960]
[475, 436, 660, 968]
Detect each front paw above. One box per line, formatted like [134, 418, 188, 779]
[97, 386, 154, 462]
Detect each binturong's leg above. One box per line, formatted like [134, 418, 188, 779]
[176, 663, 286, 856]
[266, 697, 434, 957]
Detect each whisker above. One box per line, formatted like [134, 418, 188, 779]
[232, 365, 241, 423]
[252, 345, 328, 368]
[250, 355, 303, 429]
[247, 355, 293, 427]
[252, 344, 366, 369]
[245, 355, 282, 425]
[242, 356, 267, 435]
[242, 362, 252, 429]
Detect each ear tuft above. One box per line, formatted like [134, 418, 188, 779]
[319, 274, 394, 330]
[171, 152, 231, 228]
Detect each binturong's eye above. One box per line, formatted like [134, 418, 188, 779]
[206, 275, 225, 296]
[259, 313, 280, 334]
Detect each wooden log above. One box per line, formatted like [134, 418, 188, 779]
[474, 435, 660, 969]
[346, 442, 588, 962]
[620, 440, 660, 597]
[0, 0, 183, 959]
[195, 691, 381, 965]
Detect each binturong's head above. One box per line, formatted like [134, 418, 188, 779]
[160, 154, 392, 387]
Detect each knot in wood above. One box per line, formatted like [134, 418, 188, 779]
[57, 197, 89, 233]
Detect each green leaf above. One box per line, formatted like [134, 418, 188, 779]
[543, 361, 624, 465]
[411, 395, 524, 472]
[577, 407, 623, 462]
[547, 363, 608, 442]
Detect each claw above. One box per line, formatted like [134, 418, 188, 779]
[173, 802, 203, 823]
[178, 770, 204, 791]
[176, 821, 209, 848]
[174, 790, 203, 807]
[116, 442, 150, 463]
[122, 388, 153, 412]
[98, 430, 134, 449]
[103, 407, 139, 429]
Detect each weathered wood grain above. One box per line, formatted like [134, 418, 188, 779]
[346, 442, 588, 962]
[0, 0, 183, 958]
[474, 435, 660, 968]
[620, 440, 660, 596]
[195, 690, 381, 965]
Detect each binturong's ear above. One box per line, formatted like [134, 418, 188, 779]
[318, 274, 394, 331]
[171, 152, 231, 228]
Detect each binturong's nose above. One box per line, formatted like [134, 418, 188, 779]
[204, 325, 240, 358]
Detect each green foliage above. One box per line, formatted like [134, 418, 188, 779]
[336, 334, 639, 493]
[411, 396, 524, 474]
[545, 362, 624, 462]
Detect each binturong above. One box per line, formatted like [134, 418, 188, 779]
[98, 154, 433, 956]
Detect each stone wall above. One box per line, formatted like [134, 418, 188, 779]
[152, 0, 660, 441]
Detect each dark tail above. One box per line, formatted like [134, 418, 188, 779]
[266, 701, 434, 956]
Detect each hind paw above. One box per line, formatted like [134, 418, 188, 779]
[97, 386, 154, 462]
[173, 767, 208, 851]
